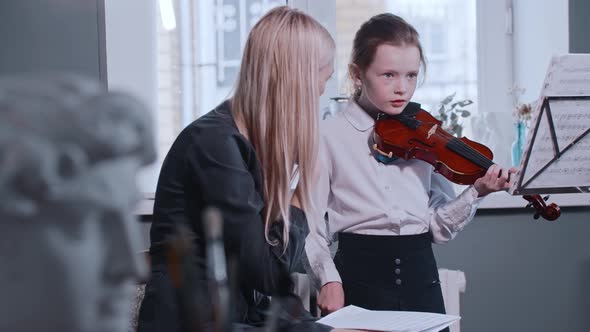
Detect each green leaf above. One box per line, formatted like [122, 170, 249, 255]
[458, 100, 473, 107]
[440, 92, 456, 105]
[450, 112, 458, 121]
[460, 110, 471, 117]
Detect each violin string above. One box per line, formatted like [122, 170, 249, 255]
[430, 129, 491, 167]
[450, 140, 493, 168]
[448, 138, 493, 168]
[429, 127, 494, 169]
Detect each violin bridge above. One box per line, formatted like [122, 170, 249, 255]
[427, 124, 438, 140]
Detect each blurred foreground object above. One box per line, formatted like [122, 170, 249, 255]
[0, 74, 155, 332]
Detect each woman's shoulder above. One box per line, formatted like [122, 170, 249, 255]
[175, 101, 254, 161]
[188, 101, 238, 138]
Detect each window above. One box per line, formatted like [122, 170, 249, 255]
[157, 0, 285, 171]
[428, 22, 447, 57]
[106, 0, 285, 196]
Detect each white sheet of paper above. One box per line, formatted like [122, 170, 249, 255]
[542, 54, 590, 96]
[317, 305, 460, 332]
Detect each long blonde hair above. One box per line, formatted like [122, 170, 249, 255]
[231, 6, 334, 248]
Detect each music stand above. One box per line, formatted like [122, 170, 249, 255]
[510, 54, 590, 195]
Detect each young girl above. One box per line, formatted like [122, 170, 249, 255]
[138, 6, 353, 332]
[306, 13, 515, 323]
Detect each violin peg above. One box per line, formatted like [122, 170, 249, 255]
[533, 212, 540, 220]
[525, 202, 533, 209]
[543, 195, 550, 201]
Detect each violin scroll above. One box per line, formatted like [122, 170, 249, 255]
[523, 194, 561, 221]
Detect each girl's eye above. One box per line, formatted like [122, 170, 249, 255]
[384, 73, 394, 78]
[408, 73, 418, 79]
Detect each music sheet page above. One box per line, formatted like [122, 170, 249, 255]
[510, 54, 590, 194]
[317, 305, 460, 332]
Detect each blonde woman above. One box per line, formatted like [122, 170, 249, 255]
[138, 6, 345, 331]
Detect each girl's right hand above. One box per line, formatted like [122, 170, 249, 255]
[318, 282, 345, 315]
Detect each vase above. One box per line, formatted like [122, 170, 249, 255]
[511, 121, 528, 166]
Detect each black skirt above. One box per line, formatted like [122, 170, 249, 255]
[334, 232, 448, 331]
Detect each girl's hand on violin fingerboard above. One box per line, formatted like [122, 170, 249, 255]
[473, 164, 517, 197]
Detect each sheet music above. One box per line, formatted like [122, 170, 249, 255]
[520, 100, 590, 188]
[510, 54, 590, 194]
[542, 54, 590, 96]
[317, 305, 460, 332]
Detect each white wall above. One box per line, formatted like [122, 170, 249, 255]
[513, 0, 569, 103]
[476, 0, 514, 116]
[104, 0, 159, 193]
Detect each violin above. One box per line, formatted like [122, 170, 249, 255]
[372, 103, 560, 221]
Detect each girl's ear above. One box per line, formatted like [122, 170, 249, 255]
[349, 63, 362, 87]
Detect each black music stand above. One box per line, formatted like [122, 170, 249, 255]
[510, 54, 590, 195]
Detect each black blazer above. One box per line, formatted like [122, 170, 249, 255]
[138, 101, 329, 331]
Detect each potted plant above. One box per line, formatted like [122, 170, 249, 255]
[435, 92, 473, 137]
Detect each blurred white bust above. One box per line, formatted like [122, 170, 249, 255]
[0, 75, 155, 332]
